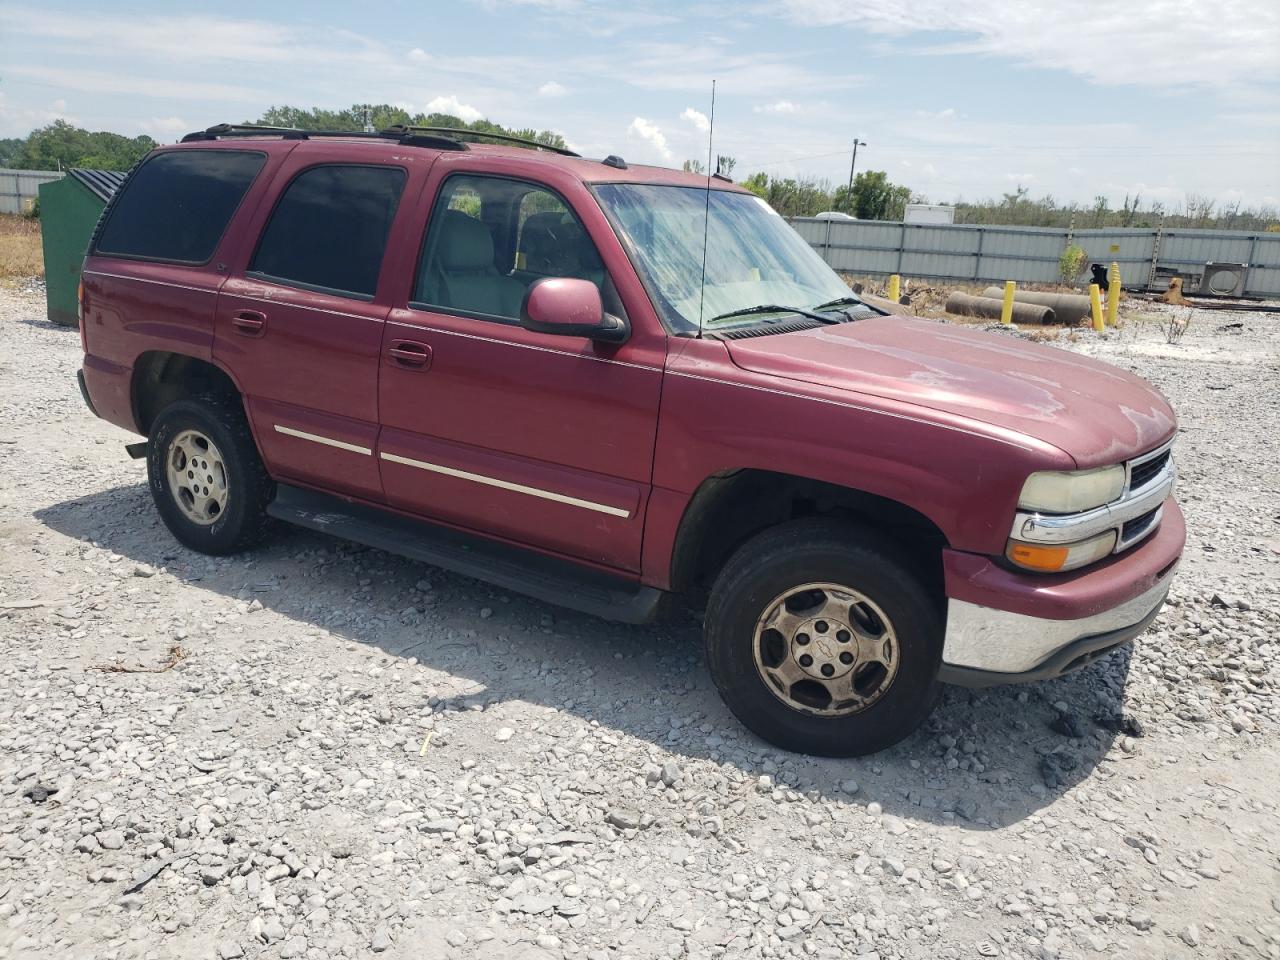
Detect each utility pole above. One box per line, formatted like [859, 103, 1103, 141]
[846, 138, 867, 211]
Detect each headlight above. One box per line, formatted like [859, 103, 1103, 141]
[1018, 465, 1124, 514]
[1006, 530, 1118, 573]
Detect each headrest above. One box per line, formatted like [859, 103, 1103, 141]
[439, 211, 495, 271]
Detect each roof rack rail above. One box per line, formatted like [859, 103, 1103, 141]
[382, 125, 579, 157]
[180, 123, 468, 152]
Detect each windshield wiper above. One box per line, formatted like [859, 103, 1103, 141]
[709, 304, 840, 325]
[811, 295, 866, 312]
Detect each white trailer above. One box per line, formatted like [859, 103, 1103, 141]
[904, 203, 955, 225]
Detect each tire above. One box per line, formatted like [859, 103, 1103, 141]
[146, 394, 275, 555]
[704, 518, 942, 757]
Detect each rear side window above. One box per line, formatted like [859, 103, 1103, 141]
[94, 150, 265, 264]
[249, 164, 406, 299]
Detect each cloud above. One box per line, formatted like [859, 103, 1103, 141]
[914, 107, 958, 121]
[779, 0, 1280, 90]
[626, 117, 672, 162]
[754, 100, 798, 114]
[141, 116, 190, 142]
[408, 48, 428, 62]
[425, 94, 483, 122]
[4, 65, 258, 102]
[1004, 173, 1036, 182]
[680, 107, 710, 132]
[537, 81, 568, 97]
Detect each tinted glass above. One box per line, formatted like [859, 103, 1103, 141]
[250, 164, 406, 299]
[415, 175, 604, 321]
[94, 150, 265, 263]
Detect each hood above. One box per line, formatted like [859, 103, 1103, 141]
[725, 317, 1176, 466]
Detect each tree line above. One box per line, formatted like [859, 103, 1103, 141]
[3, 109, 1274, 231]
[720, 167, 1278, 232]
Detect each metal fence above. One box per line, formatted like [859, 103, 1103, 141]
[0, 168, 63, 214]
[790, 217, 1280, 299]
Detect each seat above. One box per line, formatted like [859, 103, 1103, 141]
[519, 212, 605, 289]
[430, 211, 525, 319]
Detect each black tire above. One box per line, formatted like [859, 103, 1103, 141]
[705, 518, 942, 757]
[146, 394, 275, 555]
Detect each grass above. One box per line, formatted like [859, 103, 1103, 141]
[0, 214, 43, 285]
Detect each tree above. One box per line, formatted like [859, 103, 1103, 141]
[681, 159, 705, 174]
[716, 155, 736, 177]
[250, 103, 567, 151]
[12, 120, 155, 171]
[847, 170, 911, 221]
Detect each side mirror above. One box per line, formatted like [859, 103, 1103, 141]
[520, 277, 629, 344]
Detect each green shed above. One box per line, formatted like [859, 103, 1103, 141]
[38, 168, 126, 327]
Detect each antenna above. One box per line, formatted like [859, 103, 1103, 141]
[696, 80, 716, 339]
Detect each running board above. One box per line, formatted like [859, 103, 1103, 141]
[267, 484, 665, 624]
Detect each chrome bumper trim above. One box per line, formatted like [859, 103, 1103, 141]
[942, 572, 1174, 674]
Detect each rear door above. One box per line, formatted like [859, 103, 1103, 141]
[377, 157, 666, 572]
[214, 154, 421, 501]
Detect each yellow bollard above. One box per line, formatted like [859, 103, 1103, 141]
[1105, 261, 1121, 326]
[1000, 280, 1016, 325]
[887, 274, 901, 303]
[1088, 283, 1105, 332]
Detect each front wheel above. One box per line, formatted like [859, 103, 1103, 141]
[704, 519, 942, 757]
[146, 395, 275, 555]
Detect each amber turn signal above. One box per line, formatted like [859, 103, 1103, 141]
[1006, 530, 1118, 573]
[1007, 541, 1069, 572]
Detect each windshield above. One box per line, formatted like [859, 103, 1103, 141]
[593, 183, 858, 335]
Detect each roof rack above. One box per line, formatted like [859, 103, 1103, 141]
[382, 125, 579, 157]
[180, 123, 467, 151]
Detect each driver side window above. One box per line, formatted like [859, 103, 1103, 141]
[413, 175, 605, 323]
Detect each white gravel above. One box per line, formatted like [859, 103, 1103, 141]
[1, 286, 1278, 960]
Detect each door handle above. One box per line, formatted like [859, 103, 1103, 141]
[387, 340, 432, 369]
[231, 310, 267, 336]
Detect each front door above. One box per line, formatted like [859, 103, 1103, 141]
[215, 157, 417, 501]
[378, 163, 665, 572]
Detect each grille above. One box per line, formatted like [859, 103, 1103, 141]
[1129, 449, 1171, 491]
[1121, 507, 1159, 543]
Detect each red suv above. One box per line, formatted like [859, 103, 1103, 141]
[77, 124, 1183, 756]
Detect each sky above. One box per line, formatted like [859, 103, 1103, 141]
[1, 0, 1278, 210]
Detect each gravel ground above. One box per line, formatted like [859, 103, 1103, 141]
[1, 287, 1278, 960]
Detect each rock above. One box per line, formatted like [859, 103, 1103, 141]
[96, 830, 125, 850]
[660, 760, 682, 786]
[606, 809, 641, 830]
[370, 926, 392, 952]
[1180, 924, 1201, 947]
[839, 778, 859, 795]
[1040, 751, 1079, 788]
[133, 563, 156, 577]
[279, 939, 308, 959]
[495, 727, 514, 742]
[217, 942, 244, 960]
[1050, 710, 1085, 738]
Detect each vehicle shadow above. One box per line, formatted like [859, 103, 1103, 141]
[35, 482, 1137, 831]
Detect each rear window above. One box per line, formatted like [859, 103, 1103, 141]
[94, 150, 265, 264]
[248, 164, 406, 299]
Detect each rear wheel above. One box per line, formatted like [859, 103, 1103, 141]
[146, 395, 274, 555]
[705, 519, 942, 756]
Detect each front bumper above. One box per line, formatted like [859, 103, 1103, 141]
[940, 497, 1184, 687]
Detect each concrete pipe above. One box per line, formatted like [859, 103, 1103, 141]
[980, 287, 1092, 324]
[945, 292, 1055, 324]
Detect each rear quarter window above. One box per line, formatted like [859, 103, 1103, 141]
[93, 150, 266, 264]
[248, 164, 407, 299]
